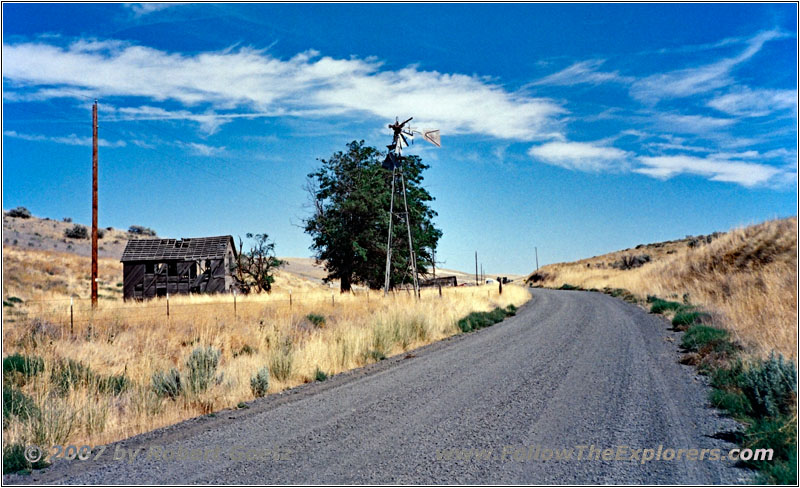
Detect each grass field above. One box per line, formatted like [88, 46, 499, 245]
[527, 217, 797, 359]
[2, 245, 529, 454]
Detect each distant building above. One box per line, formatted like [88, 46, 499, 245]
[420, 275, 458, 288]
[120, 236, 238, 300]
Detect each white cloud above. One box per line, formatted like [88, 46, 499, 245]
[528, 141, 630, 171]
[2, 39, 565, 141]
[180, 142, 225, 156]
[126, 3, 174, 17]
[533, 59, 632, 86]
[113, 105, 240, 134]
[656, 113, 737, 134]
[636, 154, 783, 187]
[3, 130, 126, 147]
[630, 30, 784, 103]
[708, 87, 796, 117]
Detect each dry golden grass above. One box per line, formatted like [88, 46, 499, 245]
[2, 246, 529, 452]
[528, 217, 797, 359]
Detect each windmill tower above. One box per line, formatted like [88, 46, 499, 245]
[382, 117, 441, 296]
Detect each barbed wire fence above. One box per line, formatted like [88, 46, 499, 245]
[4, 285, 494, 338]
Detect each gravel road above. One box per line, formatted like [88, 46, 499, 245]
[16, 289, 747, 484]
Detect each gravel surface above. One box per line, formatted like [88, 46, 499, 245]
[13, 289, 748, 484]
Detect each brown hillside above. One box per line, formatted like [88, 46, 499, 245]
[528, 218, 797, 359]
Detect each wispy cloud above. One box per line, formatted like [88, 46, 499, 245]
[179, 142, 226, 156]
[528, 141, 630, 171]
[3, 130, 126, 147]
[532, 59, 632, 86]
[635, 153, 784, 187]
[2, 39, 566, 141]
[656, 113, 737, 134]
[125, 3, 174, 18]
[708, 87, 796, 117]
[630, 30, 784, 103]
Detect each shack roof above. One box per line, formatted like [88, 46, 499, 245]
[121, 236, 236, 262]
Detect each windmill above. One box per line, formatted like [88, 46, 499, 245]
[382, 117, 441, 296]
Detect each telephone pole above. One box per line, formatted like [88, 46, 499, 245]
[535, 247, 539, 271]
[91, 100, 98, 308]
[474, 251, 478, 286]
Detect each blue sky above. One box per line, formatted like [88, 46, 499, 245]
[2, 3, 797, 275]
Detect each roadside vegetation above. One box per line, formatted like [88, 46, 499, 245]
[645, 298, 797, 484]
[2, 279, 528, 472]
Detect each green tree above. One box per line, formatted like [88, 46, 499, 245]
[304, 140, 442, 292]
[234, 233, 284, 293]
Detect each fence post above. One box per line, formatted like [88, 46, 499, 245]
[166, 292, 170, 317]
[289, 290, 292, 310]
[70, 297, 74, 335]
[438, 284, 442, 297]
[499, 280, 503, 295]
[233, 289, 237, 318]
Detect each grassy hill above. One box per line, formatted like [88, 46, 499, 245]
[527, 217, 797, 359]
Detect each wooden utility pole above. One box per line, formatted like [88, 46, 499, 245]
[474, 251, 478, 286]
[535, 247, 539, 271]
[91, 100, 98, 308]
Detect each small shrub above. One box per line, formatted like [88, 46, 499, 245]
[742, 415, 797, 472]
[3, 443, 48, 474]
[128, 225, 156, 236]
[672, 311, 710, 327]
[488, 307, 507, 323]
[456, 306, 515, 333]
[368, 349, 387, 362]
[64, 224, 89, 239]
[151, 368, 183, 399]
[710, 361, 745, 390]
[3, 387, 39, 421]
[5, 207, 31, 219]
[3, 353, 44, 382]
[97, 373, 131, 396]
[612, 254, 651, 270]
[740, 353, 797, 419]
[51, 359, 94, 394]
[755, 449, 797, 485]
[314, 367, 328, 382]
[7, 297, 22, 304]
[505, 304, 517, 316]
[97, 228, 105, 239]
[62, 217, 72, 222]
[186, 347, 221, 394]
[709, 389, 752, 418]
[250, 366, 270, 397]
[306, 313, 326, 328]
[269, 345, 293, 382]
[681, 325, 728, 352]
[559, 283, 580, 290]
[650, 299, 685, 314]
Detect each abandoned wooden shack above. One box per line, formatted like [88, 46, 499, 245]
[120, 236, 238, 300]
